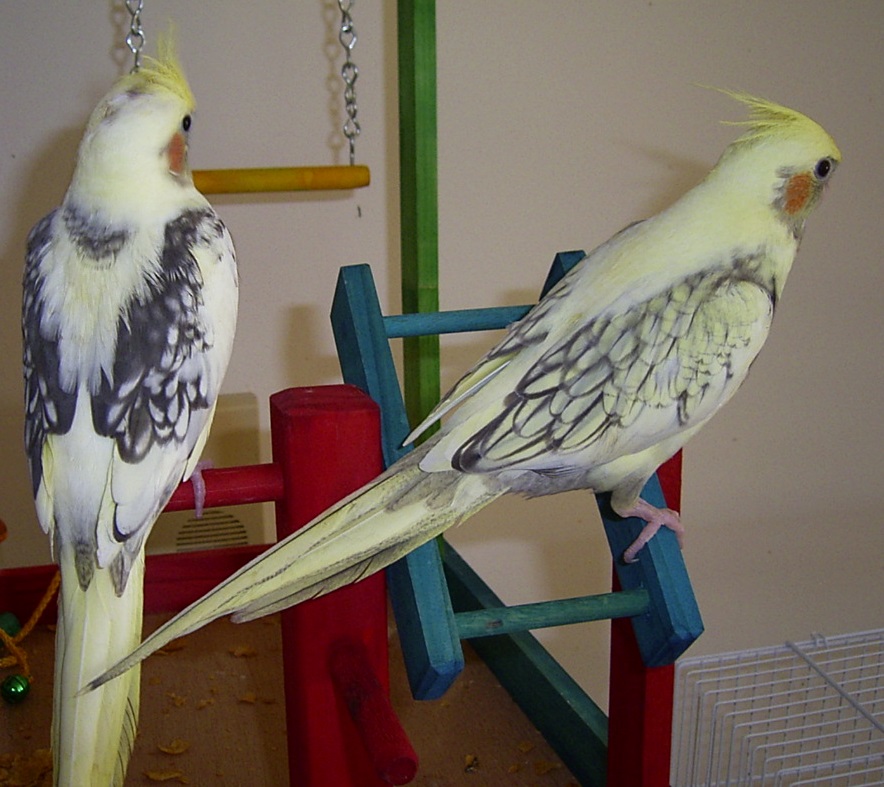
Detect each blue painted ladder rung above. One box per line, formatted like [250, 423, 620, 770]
[453, 586, 651, 640]
[383, 305, 531, 337]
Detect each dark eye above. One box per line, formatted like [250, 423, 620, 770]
[814, 158, 832, 180]
[182, 115, 192, 132]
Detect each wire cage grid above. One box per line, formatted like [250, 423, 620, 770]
[671, 628, 884, 786]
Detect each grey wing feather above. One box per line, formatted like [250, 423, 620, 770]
[453, 255, 775, 473]
[408, 264, 578, 443]
[22, 210, 77, 496]
[25, 205, 236, 592]
[90, 209, 221, 463]
[94, 209, 235, 553]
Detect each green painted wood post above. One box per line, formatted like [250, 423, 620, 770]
[398, 0, 440, 429]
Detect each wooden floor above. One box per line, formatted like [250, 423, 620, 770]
[1, 612, 580, 786]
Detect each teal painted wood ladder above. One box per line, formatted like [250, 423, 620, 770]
[330, 254, 704, 786]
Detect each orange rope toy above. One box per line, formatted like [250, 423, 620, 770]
[0, 519, 61, 684]
[0, 571, 60, 682]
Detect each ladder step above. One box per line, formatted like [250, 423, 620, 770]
[383, 305, 530, 337]
[455, 588, 650, 640]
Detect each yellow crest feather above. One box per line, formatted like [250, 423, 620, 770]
[708, 87, 833, 148]
[118, 28, 195, 109]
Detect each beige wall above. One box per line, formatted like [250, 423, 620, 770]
[1, 2, 881, 708]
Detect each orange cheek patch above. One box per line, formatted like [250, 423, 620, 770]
[784, 172, 813, 215]
[167, 132, 187, 176]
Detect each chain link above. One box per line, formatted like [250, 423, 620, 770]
[338, 0, 360, 165]
[121, 3, 361, 162]
[125, 0, 145, 73]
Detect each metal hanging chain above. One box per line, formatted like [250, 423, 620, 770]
[125, 0, 146, 73]
[338, 0, 361, 165]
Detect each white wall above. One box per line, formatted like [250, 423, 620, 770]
[1, 1, 881, 709]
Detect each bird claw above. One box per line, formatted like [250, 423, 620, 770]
[616, 499, 683, 564]
[190, 460, 213, 519]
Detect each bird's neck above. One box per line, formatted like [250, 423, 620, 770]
[69, 147, 200, 228]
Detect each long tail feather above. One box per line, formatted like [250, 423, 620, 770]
[86, 444, 505, 692]
[54, 548, 144, 786]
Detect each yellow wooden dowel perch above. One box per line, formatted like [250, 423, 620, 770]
[193, 165, 370, 194]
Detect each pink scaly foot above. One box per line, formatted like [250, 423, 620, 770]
[190, 460, 213, 519]
[615, 498, 684, 564]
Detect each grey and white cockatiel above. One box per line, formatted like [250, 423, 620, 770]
[88, 92, 839, 693]
[22, 40, 238, 785]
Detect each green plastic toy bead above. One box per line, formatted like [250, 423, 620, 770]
[1, 674, 30, 704]
[0, 611, 21, 637]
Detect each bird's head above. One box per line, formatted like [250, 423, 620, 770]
[69, 33, 198, 217]
[711, 90, 841, 236]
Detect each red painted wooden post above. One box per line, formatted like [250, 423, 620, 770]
[606, 451, 682, 787]
[270, 385, 418, 786]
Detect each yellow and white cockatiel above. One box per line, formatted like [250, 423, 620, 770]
[22, 39, 238, 785]
[89, 92, 838, 691]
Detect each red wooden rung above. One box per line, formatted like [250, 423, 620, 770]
[164, 462, 285, 511]
[329, 638, 419, 785]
